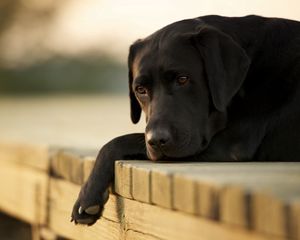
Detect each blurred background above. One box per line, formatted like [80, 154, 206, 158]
[0, 0, 299, 95]
[0, 0, 299, 148]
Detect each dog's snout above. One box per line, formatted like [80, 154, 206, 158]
[146, 129, 171, 148]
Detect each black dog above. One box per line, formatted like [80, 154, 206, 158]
[72, 15, 300, 225]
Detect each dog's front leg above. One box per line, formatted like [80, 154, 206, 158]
[71, 133, 147, 225]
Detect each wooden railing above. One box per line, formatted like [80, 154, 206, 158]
[0, 142, 299, 240]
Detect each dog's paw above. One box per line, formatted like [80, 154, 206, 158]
[71, 187, 109, 226]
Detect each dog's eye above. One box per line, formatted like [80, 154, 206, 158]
[176, 76, 190, 85]
[135, 85, 148, 95]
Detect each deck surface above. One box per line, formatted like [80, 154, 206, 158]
[115, 160, 300, 239]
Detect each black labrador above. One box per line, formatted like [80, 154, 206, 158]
[71, 15, 300, 225]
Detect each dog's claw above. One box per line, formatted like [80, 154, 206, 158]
[72, 185, 111, 225]
[85, 205, 101, 215]
[78, 206, 84, 215]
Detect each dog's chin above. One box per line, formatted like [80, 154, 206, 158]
[146, 141, 209, 161]
[147, 149, 165, 161]
[147, 147, 197, 161]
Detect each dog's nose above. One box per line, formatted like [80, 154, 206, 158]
[146, 130, 171, 148]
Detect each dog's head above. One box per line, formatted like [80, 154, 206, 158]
[128, 19, 250, 160]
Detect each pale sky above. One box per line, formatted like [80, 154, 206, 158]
[1, 0, 299, 66]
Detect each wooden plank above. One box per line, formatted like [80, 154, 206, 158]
[50, 178, 285, 240]
[0, 161, 48, 224]
[0, 142, 49, 171]
[115, 161, 133, 199]
[251, 191, 286, 237]
[218, 176, 300, 238]
[195, 181, 220, 219]
[115, 160, 160, 201]
[51, 150, 84, 185]
[116, 160, 300, 239]
[151, 169, 174, 209]
[172, 173, 248, 224]
[39, 227, 57, 240]
[49, 178, 121, 240]
[120, 161, 300, 212]
[149, 162, 198, 209]
[151, 164, 213, 210]
[220, 185, 249, 228]
[50, 204, 120, 240]
[51, 148, 96, 185]
[132, 166, 151, 203]
[49, 178, 121, 223]
[129, 161, 194, 206]
[118, 160, 179, 205]
[125, 230, 162, 240]
[124, 194, 285, 240]
[83, 156, 95, 183]
[289, 199, 300, 240]
[174, 171, 300, 238]
[173, 175, 196, 214]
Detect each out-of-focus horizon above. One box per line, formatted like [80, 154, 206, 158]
[0, 0, 299, 94]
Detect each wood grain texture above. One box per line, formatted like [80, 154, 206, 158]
[115, 161, 212, 210]
[220, 185, 249, 228]
[132, 166, 151, 203]
[151, 169, 174, 209]
[124, 230, 163, 240]
[194, 181, 220, 220]
[50, 178, 285, 240]
[49, 178, 121, 240]
[51, 150, 84, 185]
[172, 164, 300, 236]
[1, 141, 299, 240]
[39, 227, 57, 240]
[173, 175, 196, 214]
[252, 192, 286, 236]
[0, 161, 48, 224]
[0, 142, 49, 171]
[115, 161, 133, 199]
[83, 156, 95, 183]
[116, 161, 300, 239]
[50, 148, 97, 185]
[124, 192, 284, 240]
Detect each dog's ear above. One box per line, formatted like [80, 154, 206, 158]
[192, 26, 250, 112]
[128, 41, 142, 124]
